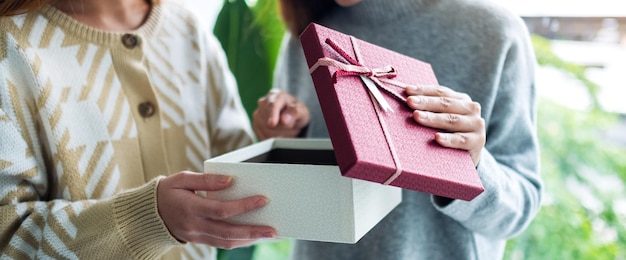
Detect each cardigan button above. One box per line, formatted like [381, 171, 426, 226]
[138, 102, 156, 118]
[121, 34, 139, 49]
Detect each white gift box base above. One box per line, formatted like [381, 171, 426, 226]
[204, 138, 402, 244]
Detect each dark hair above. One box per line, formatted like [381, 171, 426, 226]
[278, 0, 338, 36]
[0, 0, 49, 16]
[1, 0, 161, 17]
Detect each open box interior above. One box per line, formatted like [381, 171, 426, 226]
[244, 148, 337, 166]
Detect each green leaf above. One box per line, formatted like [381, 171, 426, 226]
[214, 0, 283, 119]
[252, 239, 292, 260]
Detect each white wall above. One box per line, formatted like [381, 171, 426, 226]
[179, 0, 224, 30]
[494, 0, 626, 17]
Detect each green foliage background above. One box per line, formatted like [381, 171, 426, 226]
[503, 36, 626, 260]
[213, 2, 626, 259]
[213, 0, 284, 118]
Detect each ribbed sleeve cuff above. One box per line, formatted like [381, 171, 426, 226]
[431, 150, 498, 223]
[113, 177, 182, 259]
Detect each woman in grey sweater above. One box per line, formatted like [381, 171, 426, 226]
[252, 0, 542, 259]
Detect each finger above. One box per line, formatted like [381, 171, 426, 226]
[267, 94, 290, 127]
[170, 171, 233, 191]
[407, 96, 481, 115]
[413, 111, 484, 132]
[251, 115, 269, 140]
[186, 235, 259, 249]
[189, 219, 276, 242]
[266, 89, 281, 103]
[280, 105, 297, 128]
[199, 195, 269, 220]
[294, 102, 310, 129]
[405, 85, 471, 101]
[257, 91, 283, 128]
[435, 132, 484, 151]
[253, 118, 301, 139]
[435, 132, 485, 166]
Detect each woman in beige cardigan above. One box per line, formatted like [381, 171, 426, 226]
[0, 0, 275, 258]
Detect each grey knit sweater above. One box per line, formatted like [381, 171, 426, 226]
[273, 0, 542, 259]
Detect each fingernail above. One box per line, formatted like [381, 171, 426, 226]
[419, 111, 429, 119]
[437, 133, 447, 140]
[406, 85, 417, 91]
[410, 96, 422, 103]
[218, 175, 232, 184]
[256, 198, 268, 207]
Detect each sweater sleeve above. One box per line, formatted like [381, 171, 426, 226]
[432, 18, 542, 239]
[203, 32, 255, 156]
[0, 68, 180, 259]
[272, 34, 292, 92]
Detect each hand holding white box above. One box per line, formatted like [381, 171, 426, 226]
[204, 138, 402, 243]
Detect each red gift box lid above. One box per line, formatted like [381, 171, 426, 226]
[300, 23, 484, 201]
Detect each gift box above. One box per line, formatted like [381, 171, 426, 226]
[203, 138, 402, 243]
[300, 23, 484, 201]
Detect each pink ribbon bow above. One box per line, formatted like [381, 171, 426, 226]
[309, 36, 410, 185]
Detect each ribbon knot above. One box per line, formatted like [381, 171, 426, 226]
[309, 37, 408, 112]
[334, 66, 397, 83]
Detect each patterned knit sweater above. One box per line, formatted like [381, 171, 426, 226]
[0, 2, 253, 259]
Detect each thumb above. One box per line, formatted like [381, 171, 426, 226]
[280, 107, 296, 128]
[268, 100, 287, 128]
[168, 171, 233, 191]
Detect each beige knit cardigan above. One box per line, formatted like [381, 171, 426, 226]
[0, 2, 254, 259]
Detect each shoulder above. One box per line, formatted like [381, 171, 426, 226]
[1, 12, 46, 72]
[152, 0, 221, 55]
[154, 0, 205, 34]
[1, 12, 43, 50]
[156, 2, 228, 75]
[433, 0, 529, 43]
[437, 0, 525, 27]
